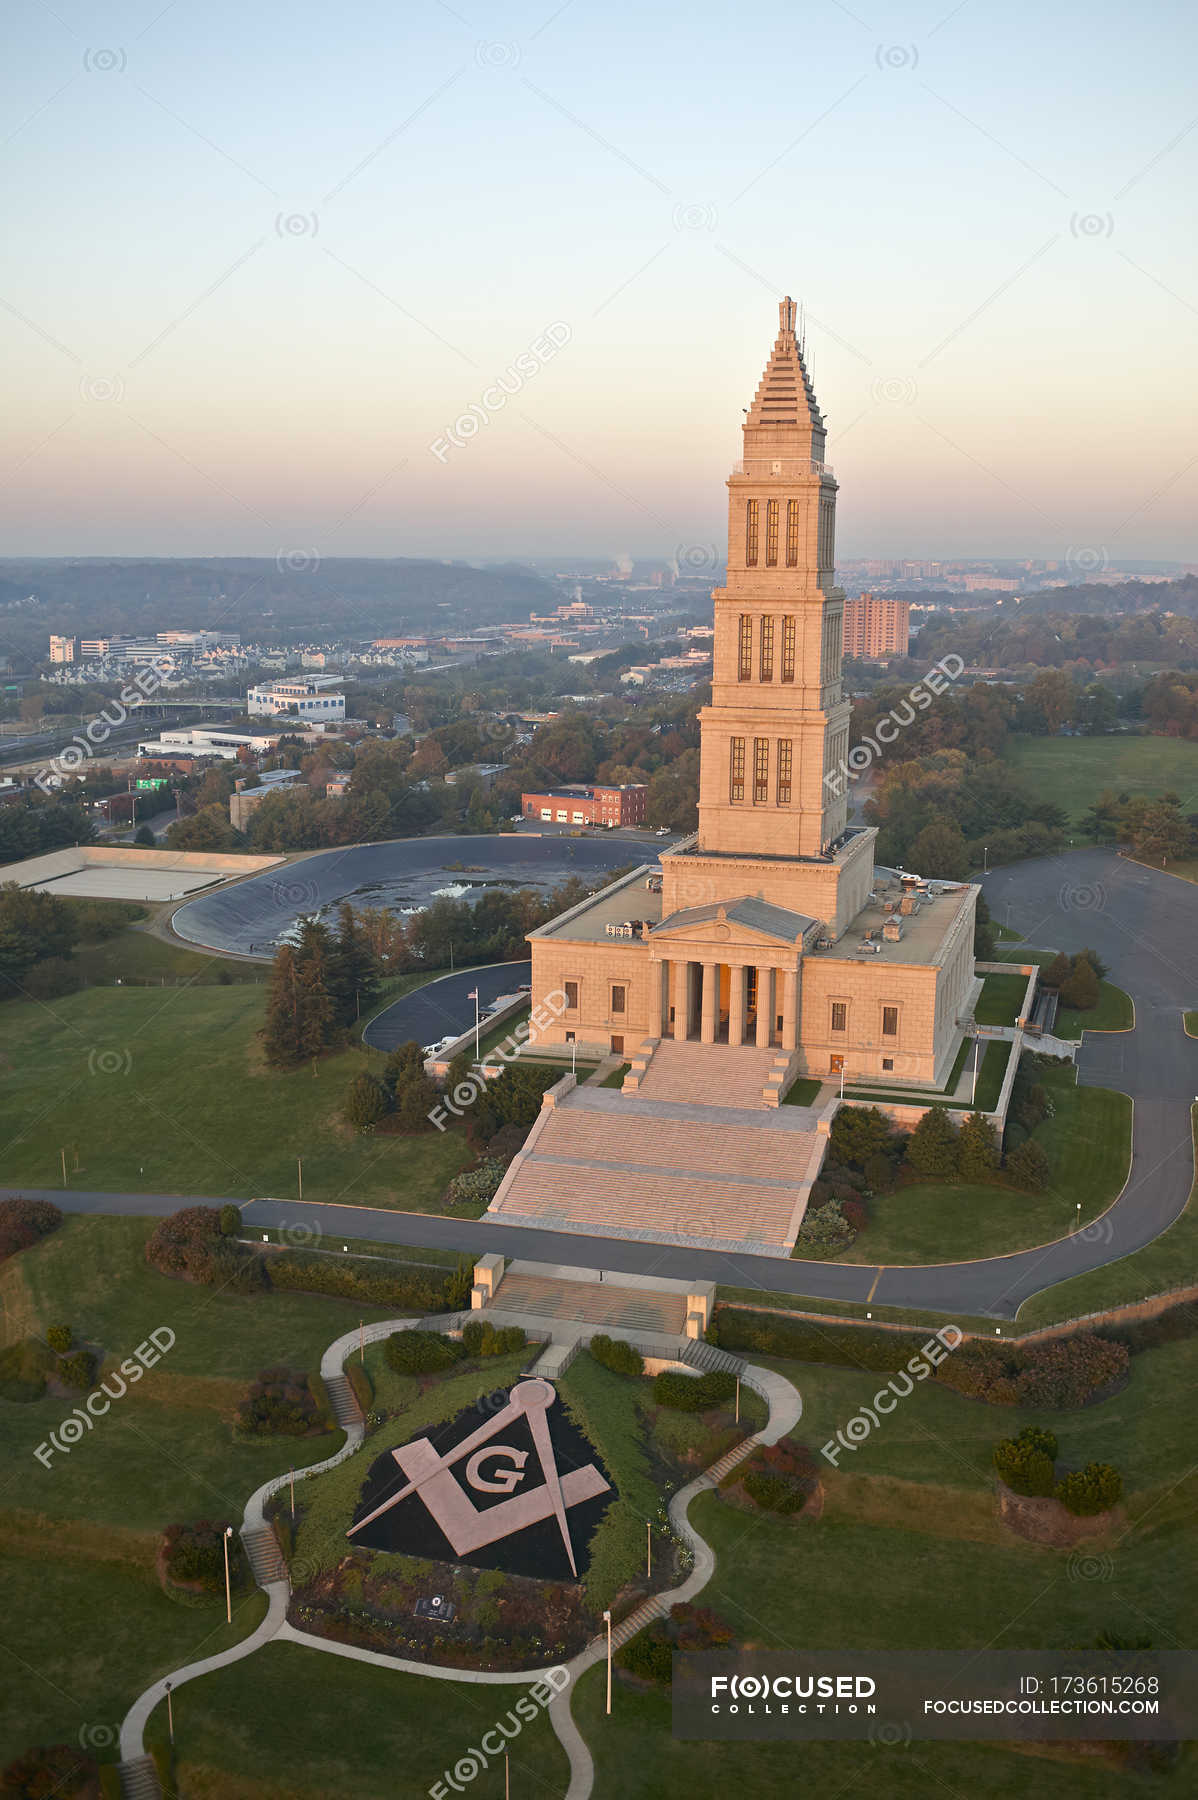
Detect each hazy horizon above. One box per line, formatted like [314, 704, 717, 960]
[4, 0, 1196, 565]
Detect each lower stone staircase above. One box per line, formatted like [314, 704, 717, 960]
[241, 1523, 287, 1586]
[679, 1339, 746, 1377]
[116, 1756, 161, 1800]
[324, 1372, 364, 1431]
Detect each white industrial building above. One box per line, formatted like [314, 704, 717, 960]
[137, 726, 280, 761]
[246, 677, 346, 722]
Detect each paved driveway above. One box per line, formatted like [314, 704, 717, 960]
[363, 962, 532, 1053]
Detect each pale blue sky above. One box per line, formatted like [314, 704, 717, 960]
[2, 0, 1195, 564]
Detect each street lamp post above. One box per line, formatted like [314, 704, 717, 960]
[164, 1680, 174, 1745]
[970, 1034, 980, 1107]
[603, 1609, 613, 1714]
[223, 1525, 234, 1623]
[297, 1157, 303, 1201]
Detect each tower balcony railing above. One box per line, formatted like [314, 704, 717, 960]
[731, 459, 835, 479]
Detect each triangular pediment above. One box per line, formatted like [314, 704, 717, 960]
[650, 896, 815, 949]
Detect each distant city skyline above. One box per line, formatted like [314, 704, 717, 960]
[3, 0, 1196, 563]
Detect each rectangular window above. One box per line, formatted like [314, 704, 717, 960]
[831, 1001, 847, 1033]
[786, 498, 800, 566]
[745, 501, 759, 567]
[765, 499, 779, 566]
[729, 737, 745, 802]
[738, 614, 753, 681]
[564, 981, 579, 1010]
[753, 737, 769, 804]
[776, 738, 792, 804]
[759, 615, 774, 681]
[611, 984, 626, 1016]
[781, 615, 795, 683]
[882, 1005, 899, 1037]
[882, 1057, 894, 1071]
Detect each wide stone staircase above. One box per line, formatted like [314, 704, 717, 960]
[487, 1084, 825, 1254]
[634, 1040, 779, 1109]
[484, 1270, 688, 1336]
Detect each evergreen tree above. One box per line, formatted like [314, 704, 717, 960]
[904, 1107, 960, 1179]
[383, 1040, 425, 1093]
[327, 901, 381, 1027]
[1059, 957, 1100, 1011]
[392, 1063, 440, 1132]
[262, 945, 306, 1068]
[1041, 951, 1070, 990]
[958, 1110, 1000, 1180]
[344, 1071, 393, 1129]
[828, 1105, 898, 1173]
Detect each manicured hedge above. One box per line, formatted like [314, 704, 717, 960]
[267, 1248, 470, 1313]
[383, 1329, 463, 1374]
[713, 1307, 927, 1371]
[654, 1369, 736, 1412]
[589, 1334, 644, 1377]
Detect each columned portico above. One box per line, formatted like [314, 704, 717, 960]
[728, 964, 747, 1047]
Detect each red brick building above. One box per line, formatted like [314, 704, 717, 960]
[522, 782, 647, 827]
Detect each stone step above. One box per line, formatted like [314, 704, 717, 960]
[241, 1524, 287, 1586]
[679, 1339, 747, 1377]
[117, 1756, 162, 1800]
[490, 1273, 688, 1335]
[324, 1373, 363, 1431]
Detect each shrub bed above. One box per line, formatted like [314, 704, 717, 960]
[728, 1438, 818, 1514]
[0, 1197, 63, 1264]
[460, 1319, 526, 1357]
[268, 1247, 471, 1312]
[935, 1333, 1128, 1409]
[57, 1349, 97, 1390]
[617, 1603, 735, 1684]
[162, 1519, 248, 1597]
[145, 1206, 265, 1292]
[993, 1426, 1058, 1497]
[444, 1158, 507, 1208]
[236, 1366, 333, 1437]
[1055, 1461, 1123, 1515]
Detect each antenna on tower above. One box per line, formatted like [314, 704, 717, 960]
[798, 302, 806, 357]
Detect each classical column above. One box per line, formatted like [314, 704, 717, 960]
[649, 959, 665, 1037]
[728, 964, 746, 1047]
[700, 962, 718, 1044]
[755, 966, 773, 1048]
[670, 961, 686, 1038]
[782, 966, 798, 1050]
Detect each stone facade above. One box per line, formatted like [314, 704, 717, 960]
[528, 299, 978, 1088]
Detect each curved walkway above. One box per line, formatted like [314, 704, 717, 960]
[118, 1321, 802, 1799]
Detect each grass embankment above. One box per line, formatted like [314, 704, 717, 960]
[599, 1062, 631, 1087]
[1004, 732, 1198, 824]
[1016, 1109, 1197, 1327]
[996, 948, 1133, 1036]
[149, 1641, 569, 1800]
[575, 1330, 1198, 1797]
[781, 1077, 822, 1107]
[1184, 1011, 1197, 1037]
[841, 1063, 1131, 1266]
[0, 984, 474, 1211]
[0, 1212, 408, 1758]
[973, 970, 1029, 1027]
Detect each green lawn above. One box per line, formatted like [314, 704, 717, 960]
[471, 1003, 531, 1060]
[974, 971, 1029, 1027]
[781, 1076, 823, 1106]
[150, 1641, 569, 1800]
[842, 1063, 1130, 1265]
[1017, 1109, 1198, 1327]
[1185, 1011, 1197, 1037]
[1004, 732, 1198, 824]
[0, 984, 474, 1212]
[576, 1661, 1159, 1800]
[599, 1062, 631, 1087]
[997, 948, 1133, 1036]
[0, 1546, 268, 1761]
[844, 1037, 1010, 1112]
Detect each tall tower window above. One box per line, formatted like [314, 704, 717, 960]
[753, 737, 769, 804]
[781, 616, 795, 683]
[729, 737, 745, 802]
[765, 499, 779, 566]
[759, 616, 774, 681]
[737, 615, 753, 682]
[745, 500, 759, 567]
[785, 499, 800, 567]
[776, 739, 792, 804]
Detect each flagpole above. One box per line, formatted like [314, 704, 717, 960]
[474, 988, 480, 1060]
